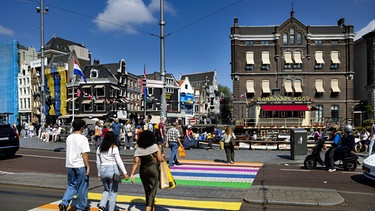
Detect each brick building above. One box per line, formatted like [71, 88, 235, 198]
[230, 10, 357, 128]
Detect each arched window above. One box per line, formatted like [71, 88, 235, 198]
[297, 32, 302, 45]
[289, 27, 295, 45]
[283, 33, 288, 45]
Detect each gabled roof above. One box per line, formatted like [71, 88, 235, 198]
[82, 64, 117, 81]
[49, 53, 71, 66]
[180, 70, 216, 87]
[145, 72, 176, 80]
[44, 36, 84, 53]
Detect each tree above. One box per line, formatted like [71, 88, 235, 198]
[218, 85, 232, 124]
[218, 85, 232, 100]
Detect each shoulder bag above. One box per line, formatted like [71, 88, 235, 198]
[230, 134, 236, 146]
[112, 147, 125, 183]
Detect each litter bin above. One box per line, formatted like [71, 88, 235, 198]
[290, 128, 307, 160]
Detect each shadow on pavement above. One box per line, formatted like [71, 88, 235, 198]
[351, 174, 375, 188]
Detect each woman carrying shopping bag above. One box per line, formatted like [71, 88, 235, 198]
[222, 126, 236, 164]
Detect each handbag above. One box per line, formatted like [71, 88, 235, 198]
[178, 146, 186, 158]
[113, 173, 124, 183]
[111, 147, 124, 183]
[230, 135, 236, 146]
[159, 160, 176, 189]
[94, 128, 101, 136]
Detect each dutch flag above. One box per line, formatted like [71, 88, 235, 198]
[73, 60, 87, 83]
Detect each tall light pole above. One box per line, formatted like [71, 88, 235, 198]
[160, 0, 167, 119]
[36, 0, 48, 128]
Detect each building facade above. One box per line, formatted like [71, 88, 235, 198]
[18, 45, 37, 124]
[180, 70, 220, 124]
[354, 25, 375, 125]
[230, 11, 356, 128]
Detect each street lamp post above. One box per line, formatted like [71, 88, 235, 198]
[160, 0, 166, 119]
[36, 0, 48, 128]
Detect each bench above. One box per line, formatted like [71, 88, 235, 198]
[234, 139, 334, 150]
[57, 128, 69, 142]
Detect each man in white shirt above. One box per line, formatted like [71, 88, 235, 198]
[59, 119, 91, 211]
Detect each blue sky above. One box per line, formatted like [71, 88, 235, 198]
[1, 0, 374, 90]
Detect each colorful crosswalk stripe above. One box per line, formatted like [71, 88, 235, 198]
[29, 160, 263, 211]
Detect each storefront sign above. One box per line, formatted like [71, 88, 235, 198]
[257, 95, 312, 104]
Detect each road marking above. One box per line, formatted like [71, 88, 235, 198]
[0, 171, 14, 175]
[28, 160, 261, 211]
[280, 169, 311, 172]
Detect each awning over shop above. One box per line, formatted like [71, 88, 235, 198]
[284, 80, 293, 93]
[331, 79, 341, 92]
[293, 51, 302, 64]
[110, 85, 120, 90]
[82, 100, 92, 104]
[94, 85, 104, 89]
[315, 80, 325, 93]
[331, 51, 340, 64]
[262, 80, 271, 93]
[284, 51, 293, 63]
[95, 100, 104, 103]
[246, 51, 254, 64]
[262, 51, 270, 64]
[315, 51, 325, 64]
[261, 105, 310, 111]
[294, 80, 303, 93]
[246, 80, 255, 93]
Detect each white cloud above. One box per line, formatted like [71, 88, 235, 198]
[354, 19, 375, 41]
[0, 25, 14, 36]
[148, 0, 176, 16]
[94, 0, 176, 33]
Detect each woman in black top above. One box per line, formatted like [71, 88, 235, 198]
[130, 130, 163, 211]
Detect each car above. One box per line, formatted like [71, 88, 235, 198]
[363, 154, 375, 181]
[0, 121, 19, 158]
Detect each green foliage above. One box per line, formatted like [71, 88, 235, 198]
[218, 84, 232, 101]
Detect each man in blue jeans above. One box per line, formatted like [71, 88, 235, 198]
[59, 119, 91, 211]
[167, 122, 183, 166]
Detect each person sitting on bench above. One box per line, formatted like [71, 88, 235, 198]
[205, 126, 222, 150]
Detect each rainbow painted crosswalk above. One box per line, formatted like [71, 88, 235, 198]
[29, 160, 262, 211]
[170, 160, 261, 189]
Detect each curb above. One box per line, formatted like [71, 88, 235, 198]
[244, 185, 345, 207]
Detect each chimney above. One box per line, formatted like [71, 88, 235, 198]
[234, 17, 238, 27]
[94, 59, 100, 65]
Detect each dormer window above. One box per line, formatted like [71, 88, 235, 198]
[90, 69, 98, 78]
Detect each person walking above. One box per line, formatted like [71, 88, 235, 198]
[124, 120, 134, 150]
[94, 121, 102, 148]
[166, 122, 183, 166]
[368, 122, 375, 157]
[59, 119, 91, 211]
[130, 130, 163, 211]
[222, 126, 236, 164]
[96, 131, 129, 211]
[158, 117, 167, 146]
[111, 118, 123, 149]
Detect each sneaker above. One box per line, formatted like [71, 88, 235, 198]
[98, 206, 106, 211]
[130, 147, 134, 150]
[58, 203, 67, 211]
[230, 161, 235, 164]
[123, 147, 127, 150]
[328, 168, 336, 172]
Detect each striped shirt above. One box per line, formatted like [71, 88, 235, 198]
[167, 127, 180, 142]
